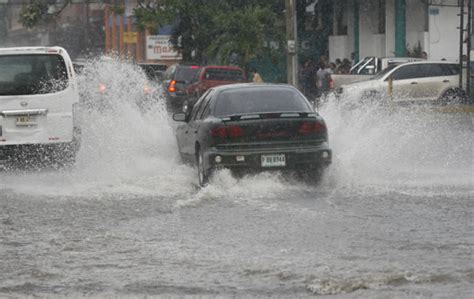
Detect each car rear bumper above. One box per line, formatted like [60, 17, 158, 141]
[0, 140, 79, 162]
[203, 143, 332, 172]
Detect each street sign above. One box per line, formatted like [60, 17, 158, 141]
[123, 32, 137, 44]
[146, 35, 182, 60]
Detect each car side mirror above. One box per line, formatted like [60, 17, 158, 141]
[173, 112, 187, 122]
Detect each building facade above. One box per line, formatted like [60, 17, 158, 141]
[328, 0, 471, 63]
[0, 0, 105, 59]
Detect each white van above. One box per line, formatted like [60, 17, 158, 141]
[0, 47, 80, 166]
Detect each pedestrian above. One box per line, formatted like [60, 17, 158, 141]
[250, 67, 264, 83]
[315, 61, 331, 107]
[421, 51, 428, 59]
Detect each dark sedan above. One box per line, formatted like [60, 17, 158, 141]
[173, 83, 332, 186]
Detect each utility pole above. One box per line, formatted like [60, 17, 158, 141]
[467, 0, 472, 99]
[459, 0, 465, 91]
[285, 0, 298, 87]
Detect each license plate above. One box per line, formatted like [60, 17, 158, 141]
[261, 154, 286, 167]
[16, 115, 37, 126]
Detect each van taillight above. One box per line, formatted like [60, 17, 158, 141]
[168, 80, 177, 92]
[211, 125, 243, 138]
[298, 121, 326, 134]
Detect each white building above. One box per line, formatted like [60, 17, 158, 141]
[328, 0, 471, 63]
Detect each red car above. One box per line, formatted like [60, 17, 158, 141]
[186, 65, 247, 102]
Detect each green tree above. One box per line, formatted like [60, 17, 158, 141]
[135, 0, 285, 67]
[19, 0, 73, 29]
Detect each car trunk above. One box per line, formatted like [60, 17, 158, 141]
[212, 113, 327, 150]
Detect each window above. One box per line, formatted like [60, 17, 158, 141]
[214, 87, 312, 117]
[175, 67, 200, 82]
[203, 69, 245, 81]
[442, 64, 460, 76]
[0, 54, 68, 96]
[419, 64, 445, 77]
[190, 90, 211, 121]
[164, 65, 175, 80]
[196, 91, 213, 120]
[390, 65, 423, 81]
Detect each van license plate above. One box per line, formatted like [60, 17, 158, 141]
[16, 116, 37, 126]
[261, 154, 286, 167]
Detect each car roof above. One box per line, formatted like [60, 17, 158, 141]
[211, 83, 297, 92]
[202, 65, 244, 70]
[0, 46, 67, 56]
[398, 60, 458, 65]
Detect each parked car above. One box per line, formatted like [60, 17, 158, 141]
[185, 65, 247, 104]
[0, 46, 81, 166]
[161, 63, 201, 110]
[173, 83, 332, 187]
[332, 56, 425, 90]
[336, 61, 463, 104]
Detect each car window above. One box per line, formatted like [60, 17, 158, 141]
[203, 69, 245, 81]
[372, 64, 397, 80]
[0, 54, 68, 95]
[214, 87, 312, 117]
[389, 64, 423, 80]
[197, 92, 214, 120]
[175, 67, 200, 82]
[419, 64, 446, 77]
[164, 65, 175, 80]
[441, 64, 460, 76]
[189, 90, 210, 121]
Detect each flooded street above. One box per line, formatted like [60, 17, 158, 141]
[0, 61, 473, 297]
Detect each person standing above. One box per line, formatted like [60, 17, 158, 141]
[315, 61, 331, 107]
[250, 67, 264, 83]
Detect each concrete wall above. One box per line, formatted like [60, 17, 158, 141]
[427, 5, 463, 62]
[328, 0, 464, 62]
[329, 35, 350, 62]
[406, 1, 428, 54]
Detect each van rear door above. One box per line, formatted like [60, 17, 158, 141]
[0, 51, 78, 145]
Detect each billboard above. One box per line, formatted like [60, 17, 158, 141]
[146, 35, 182, 60]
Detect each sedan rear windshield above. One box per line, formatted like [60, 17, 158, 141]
[214, 87, 312, 117]
[204, 69, 245, 81]
[0, 54, 68, 96]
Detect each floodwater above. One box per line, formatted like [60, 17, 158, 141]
[1, 59, 473, 298]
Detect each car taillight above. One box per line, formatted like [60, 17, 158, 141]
[144, 85, 151, 95]
[211, 125, 243, 138]
[168, 80, 177, 92]
[98, 83, 107, 94]
[298, 121, 326, 134]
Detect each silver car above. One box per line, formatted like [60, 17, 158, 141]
[336, 61, 463, 104]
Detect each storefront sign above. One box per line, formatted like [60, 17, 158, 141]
[146, 35, 182, 60]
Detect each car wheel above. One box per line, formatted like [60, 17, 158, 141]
[197, 149, 209, 187]
[440, 89, 463, 105]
